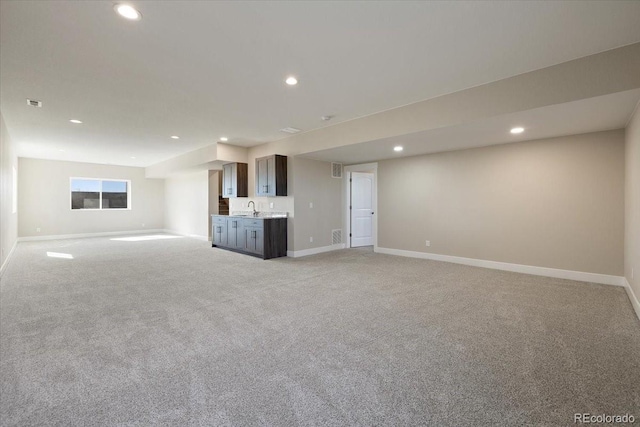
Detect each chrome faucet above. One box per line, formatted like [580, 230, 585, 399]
[248, 201, 256, 215]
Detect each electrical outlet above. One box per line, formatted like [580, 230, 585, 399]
[310, 237, 313, 243]
[425, 240, 430, 247]
[309, 202, 313, 208]
[36, 227, 41, 232]
[269, 202, 274, 209]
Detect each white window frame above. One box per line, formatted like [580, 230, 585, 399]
[70, 177, 132, 211]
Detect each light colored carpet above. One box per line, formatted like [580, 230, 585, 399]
[1, 235, 638, 426]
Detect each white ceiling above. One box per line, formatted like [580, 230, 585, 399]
[1, 1, 640, 167]
[302, 89, 640, 164]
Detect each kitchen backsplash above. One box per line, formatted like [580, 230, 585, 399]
[228, 196, 294, 217]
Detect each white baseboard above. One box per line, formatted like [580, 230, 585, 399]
[623, 278, 640, 322]
[375, 247, 625, 287]
[287, 243, 345, 258]
[17, 229, 167, 242]
[0, 240, 18, 277]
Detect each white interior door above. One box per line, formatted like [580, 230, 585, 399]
[351, 172, 374, 247]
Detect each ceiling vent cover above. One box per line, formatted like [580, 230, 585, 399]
[26, 99, 42, 107]
[332, 229, 342, 245]
[280, 127, 301, 134]
[331, 162, 343, 178]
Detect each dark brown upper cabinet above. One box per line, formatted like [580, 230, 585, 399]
[222, 162, 248, 198]
[255, 155, 287, 197]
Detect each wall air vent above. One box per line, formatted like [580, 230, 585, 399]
[280, 127, 301, 134]
[331, 162, 343, 178]
[26, 99, 42, 107]
[332, 229, 342, 245]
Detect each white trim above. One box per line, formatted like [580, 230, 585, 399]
[624, 98, 640, 128]
[70, 177, 132, 211]
[12, 165, 17, 214]
[17, 229, 166, 242]
[344, 163, 378, 250]
[287, 243, 345, 258]
[0, 240, 18, 277]
[345, 162, 378, 172]
[375, 246, 625, 287]
[623, 278, 640, 322]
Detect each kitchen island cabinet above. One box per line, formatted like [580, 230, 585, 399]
[211, 214, 287, 259]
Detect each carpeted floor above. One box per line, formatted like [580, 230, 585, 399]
[1, 235, 639, 426]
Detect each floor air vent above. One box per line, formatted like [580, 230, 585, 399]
[332, 229, 342, 245]
[331, 162, 343, 178]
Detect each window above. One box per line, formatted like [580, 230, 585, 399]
[71, 178, 130, 210]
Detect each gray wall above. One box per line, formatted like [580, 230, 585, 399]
[378, 130, 625, 276]
[625, 105, 640, 299]
[0, 112, 18, 270]
[293, 157, 343, 251]
[18, 158, 165, 237]
[164, 170, 209, 239]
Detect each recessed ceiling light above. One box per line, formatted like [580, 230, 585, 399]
[510, 127, 525, 134]
[394, 146, 403, 152]
[220, 137, 228, 142]
[69, 119, 82, 124]
[59, 149, 65, 152]
[114, 4, 142, 21]
[131, 156, 136, 159]
[285, 76, 298, 86]
[171, 135, 180, 139]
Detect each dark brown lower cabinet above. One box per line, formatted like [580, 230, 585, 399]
[211, 215, 287, 260]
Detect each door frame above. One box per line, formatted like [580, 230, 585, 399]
[344, 163, 378, 249]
